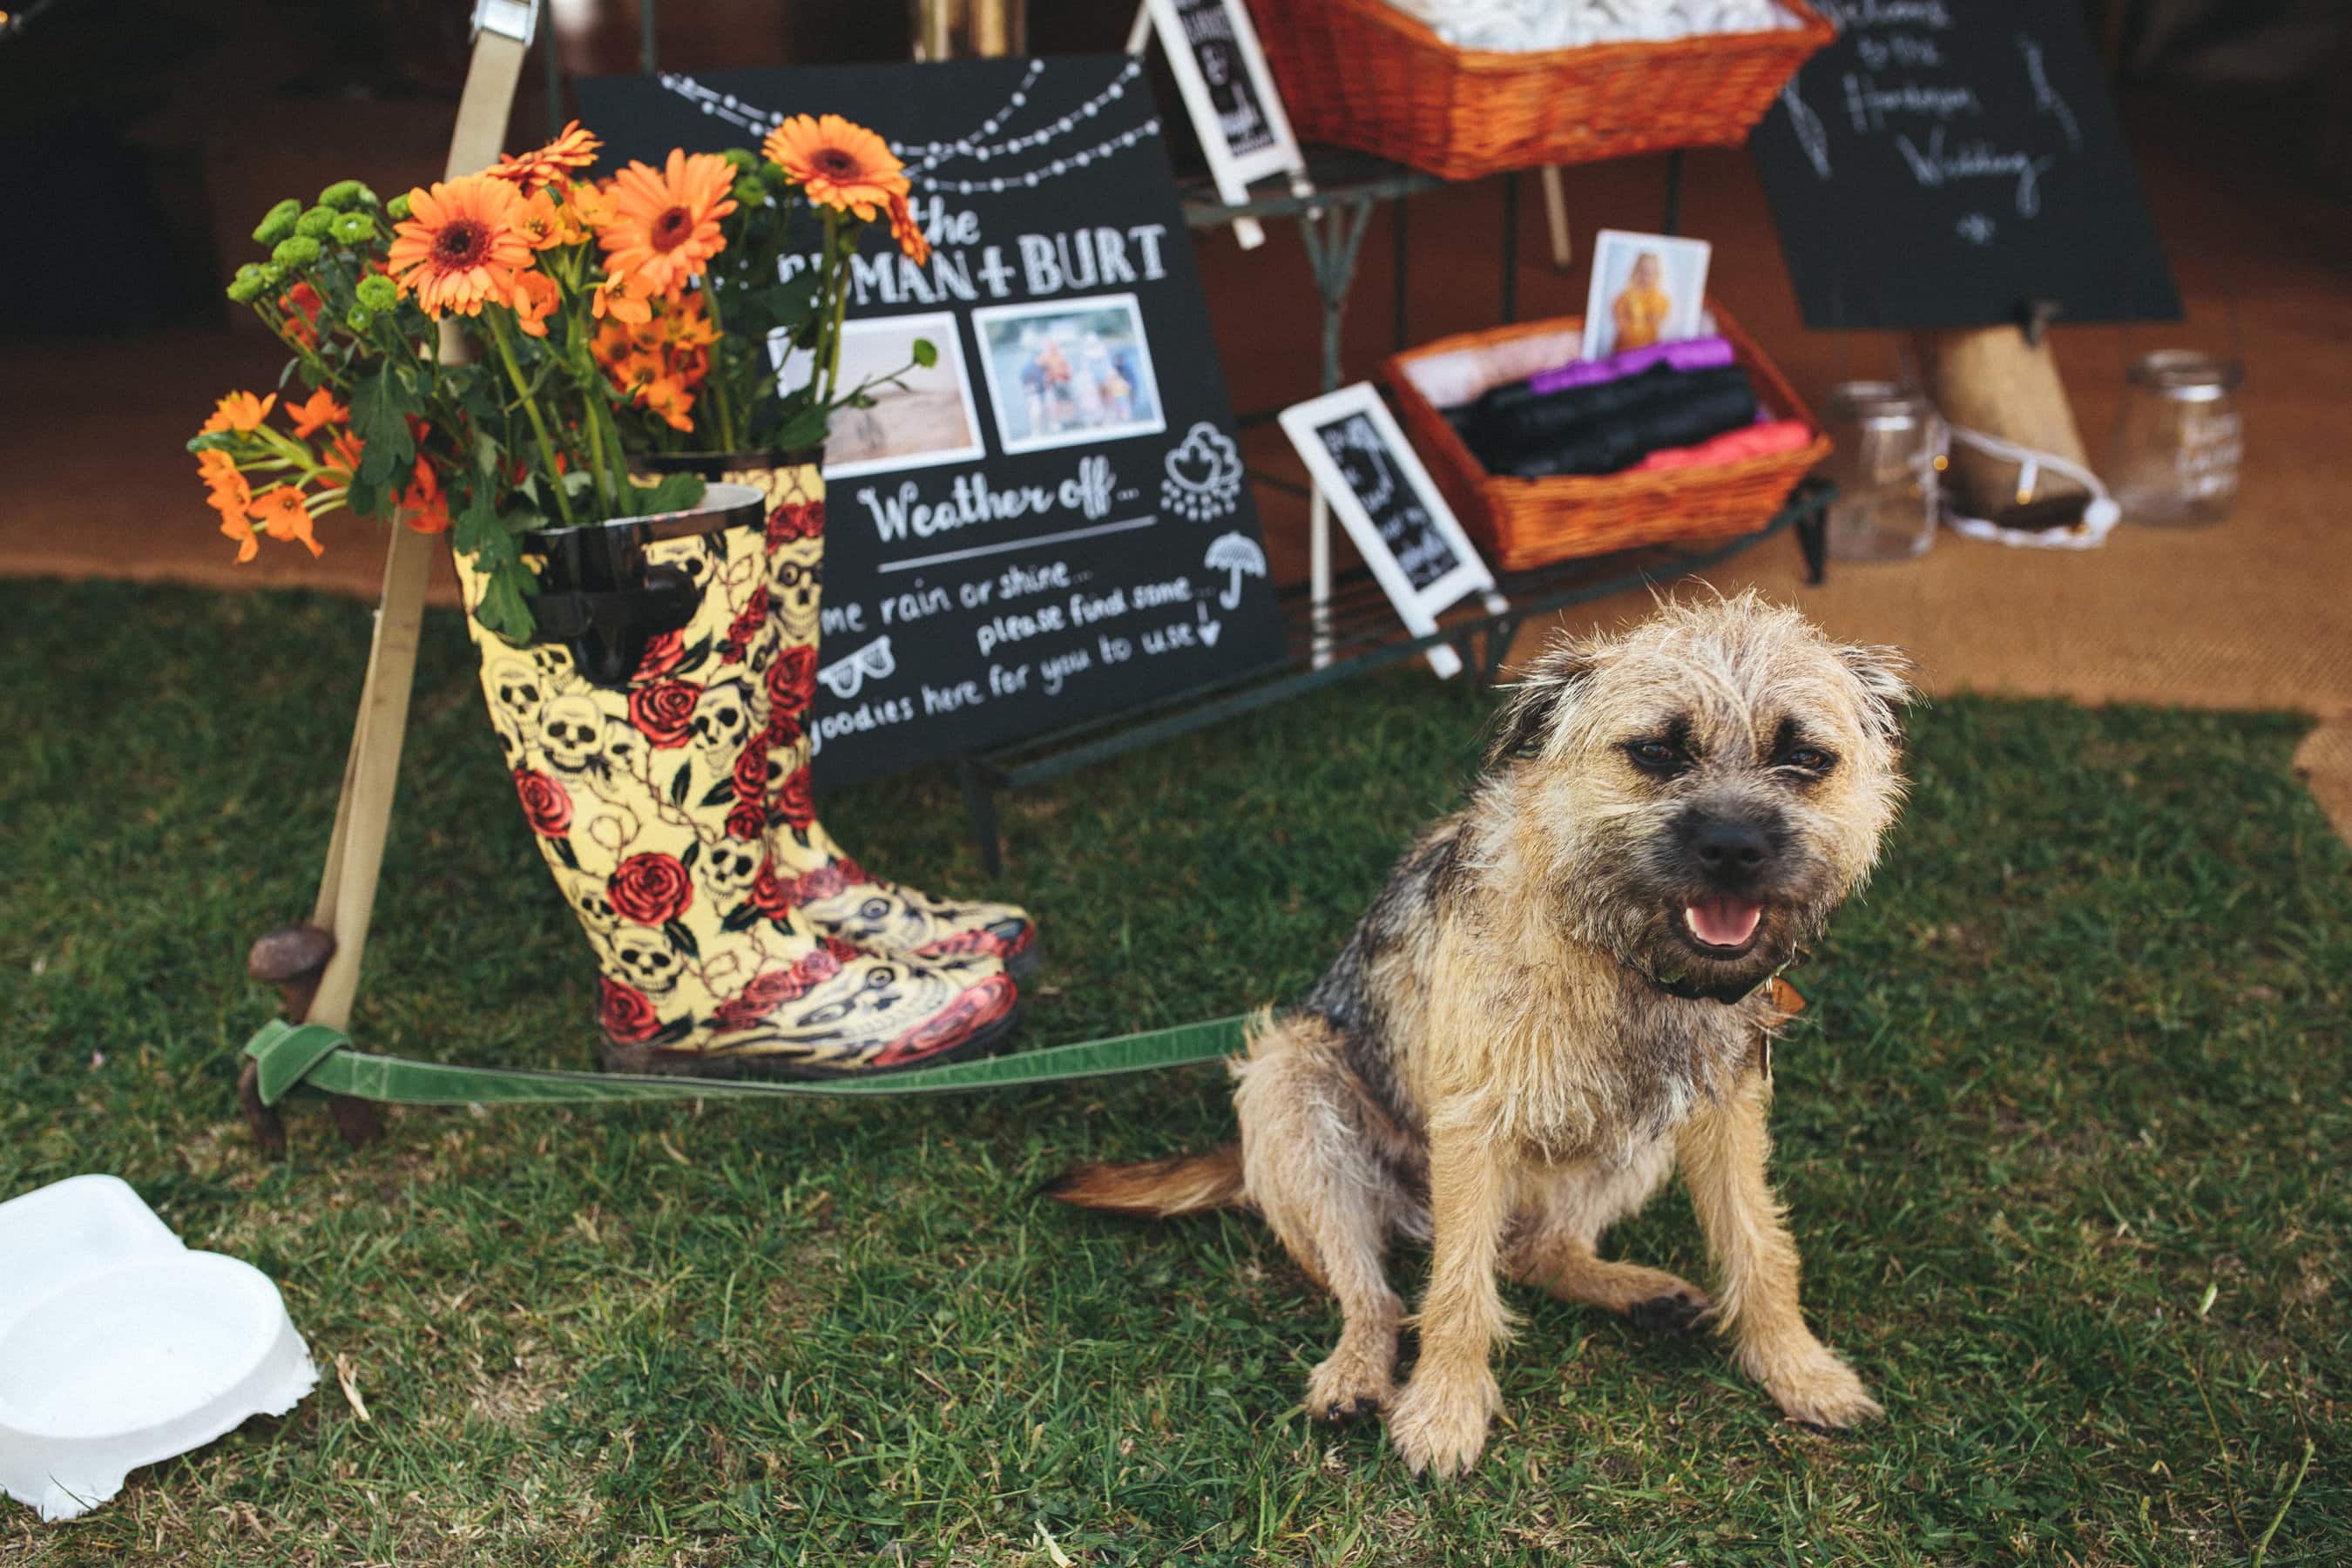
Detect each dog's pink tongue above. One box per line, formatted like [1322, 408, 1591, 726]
[1686, 896, 1762, 948]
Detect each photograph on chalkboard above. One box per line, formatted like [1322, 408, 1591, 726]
[971, 293, 1166, 455]
[775, 312, 989, 480]
[576, 59, 1288, 788]
[1582, 231, 1712, 361]
[1146, 0, 1306, 202]
[1277, 383, 1498, 679]
[1750, 3, 2181, 329]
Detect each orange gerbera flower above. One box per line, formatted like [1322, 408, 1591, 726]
[639, 374, 695, 434]
[490, 120, 603, 196]
[387, 174, 534, 318]
[886, 192, 930, 267]
[597, 151, 736, 295]
[249, 485, 324, 558]
[288, 387, 348, 438]
[762, 114, 908, 220]
[512, 267, 562, 338]
[202, 390, 276, 435]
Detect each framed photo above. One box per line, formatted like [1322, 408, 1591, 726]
[771, 311, 987, 481]
[1581, 229, 1713, 361]
[970, 292, 1167, 456]
[1277, 383, 1499, 679]
[1143, 0, 1307, 209]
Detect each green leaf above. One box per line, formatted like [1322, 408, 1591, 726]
[773, 401, 831, 451]
[349, 365, 416, 498]
[629, 472, 707, 517]
[911, 336, 937, 368]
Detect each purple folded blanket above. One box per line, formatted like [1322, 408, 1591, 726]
[1530, 335, 1734, 395]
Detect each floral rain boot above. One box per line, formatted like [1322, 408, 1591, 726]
[747, 471, 1039, 977]
[454, 477, 1019, 1077]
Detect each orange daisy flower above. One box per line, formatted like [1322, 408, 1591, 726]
[761, 115, 908, 220]
[387, 174, 534, 318]
[886, 192, 931, 267]
[598, 151, 737, 295]
[398, 456, 453, 535]
[590, 271, 656, 327]
[512, 267, 562, 338]
[655, 293, 720, 350]
[490, 120, 603, 196]
[196, 448, 244, 500]
[639, 374, 696, 434]
[202, 391, 276, 435]
[283, 280, 326, 350]
[288, 387, 348, 438]
[249, 485, 324, 558]
[320, 429, 367, 487]
[512, 188, 573, 251]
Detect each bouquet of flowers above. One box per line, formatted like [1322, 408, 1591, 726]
[191, 116, 933, 641]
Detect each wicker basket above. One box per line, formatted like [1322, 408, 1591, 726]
[1242, 0, 1834, 179]
[1381, 304, 1828, 572]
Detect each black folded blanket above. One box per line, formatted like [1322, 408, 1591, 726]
[1469, 366, 1760, 477]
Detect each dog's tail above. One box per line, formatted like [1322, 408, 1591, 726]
[1041, 1145, 1247, 1218]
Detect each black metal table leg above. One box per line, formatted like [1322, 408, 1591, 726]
[1662, 150, 1685, 237]
[958, 755, 1004, 877]
[1797, 504, 1829, 585]
[1392, 200, 1410, 352]
[1500, 172, 1520, 324]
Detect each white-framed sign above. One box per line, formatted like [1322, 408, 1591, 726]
[1131, 0, 1308, 250]
[1278, 383, 1503, 679]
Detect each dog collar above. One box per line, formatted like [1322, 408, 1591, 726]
[1643, 964, 1806, 1016]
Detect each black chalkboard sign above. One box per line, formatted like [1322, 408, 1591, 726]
[578, 59, 1286, 788]
[1278, 385, 1497, 679]
[1176, 0, 1276, 157]
[1751, 2, 2180, 330]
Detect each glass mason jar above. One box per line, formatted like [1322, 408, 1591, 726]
[1821, 382, 1940, 562]
[2108, 350, 2244, 527]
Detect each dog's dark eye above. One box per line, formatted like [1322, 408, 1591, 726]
[1626, 739, 1682, 774]
[1783, 746, 1834, 773]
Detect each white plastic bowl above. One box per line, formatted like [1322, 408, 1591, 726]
[0, 1175, 316, 1521]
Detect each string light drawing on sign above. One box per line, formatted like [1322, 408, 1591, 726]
[656, 63, 1161, 198]
[1159, 422, 1244, 522]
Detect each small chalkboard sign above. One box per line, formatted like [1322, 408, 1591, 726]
[1751, 0, 2180, 330]
[1133, 0, 1308, 250]
[578, 58, 1287, 788]
[1278, 385, 1500, 679]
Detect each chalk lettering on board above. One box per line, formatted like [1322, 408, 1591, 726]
[1891, 128, 2056, 216]
[2017, 35, 2083, 151]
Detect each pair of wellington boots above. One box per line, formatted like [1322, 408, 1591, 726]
[455, 460, 1034, 1077]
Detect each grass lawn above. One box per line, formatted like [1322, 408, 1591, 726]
[3, 578, 2347, 1566]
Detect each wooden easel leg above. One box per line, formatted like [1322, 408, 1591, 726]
[240, 12, 534, 1155]
[1540, 167, 1571, 271]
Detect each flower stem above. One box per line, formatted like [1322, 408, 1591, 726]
[698, 280, 742, 453]
[488, 311, 577, 530]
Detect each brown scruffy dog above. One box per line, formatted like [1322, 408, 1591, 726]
[1049, 593, 1916, 1477]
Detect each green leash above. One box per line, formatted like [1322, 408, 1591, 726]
[242, 1015, 1247, 1109]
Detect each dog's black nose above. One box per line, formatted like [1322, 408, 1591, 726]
[1687, 817, 1773, 881]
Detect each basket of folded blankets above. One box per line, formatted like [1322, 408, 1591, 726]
[1242, 0, 1833, 179]
[1381, 303, 1828, 571]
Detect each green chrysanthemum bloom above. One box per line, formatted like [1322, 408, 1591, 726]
[355, 274, 399, 310]
[226, 264, 268, 305]
[253, 199, 304, 247]
[320, 179, 379, 211]
[732, 177, 767, 206]
[386, 193, 413, 221]
[722, 147, 756, 170]
[295, 206, 337, 239]
[330, 212, 377, 245]
[760, 160, 789, 186]
[345, 306, 375, 332]
[272, 235, 322, 269]
[257, 263, 287, 289]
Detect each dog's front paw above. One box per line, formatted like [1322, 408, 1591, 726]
[1761, 1349, 1883, 1430]
[1306, 1346, 1396, 1423]
[1384, 1369, 1500, 1477]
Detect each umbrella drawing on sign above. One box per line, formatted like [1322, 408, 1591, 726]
[1204, 532, 1267, 611]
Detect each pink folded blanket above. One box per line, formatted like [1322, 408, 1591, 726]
[1631, 418, 1814, 473]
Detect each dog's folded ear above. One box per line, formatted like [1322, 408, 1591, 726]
[1835, 642, 1920, 747]
[1487, 635, 1602, 768]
